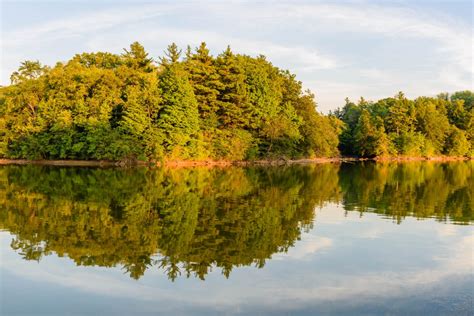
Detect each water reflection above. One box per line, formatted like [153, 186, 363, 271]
[0, 162, 472, 281]
[339, 162, 473, 223]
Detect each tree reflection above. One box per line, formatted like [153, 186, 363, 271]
[0, 161, 472, 280]
[338, 161, 473, 224]
[0, 164, 339, 280]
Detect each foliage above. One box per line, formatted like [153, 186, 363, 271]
[334, 91, 474, 157]
[1, 42, 472, 160]
[0, 42, 342, 161]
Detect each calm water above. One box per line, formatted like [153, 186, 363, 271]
[0, 162, 473, 315]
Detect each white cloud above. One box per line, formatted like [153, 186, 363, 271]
[111, 27, 339, 70]
[309, 4, 473, 89]
[3, 4, 172, 47]
[436, 223, 459, 237]
[274, 234, 333, 260]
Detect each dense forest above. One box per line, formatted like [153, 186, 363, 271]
[0, 42, 472, 161]
[1, 162, 472, 280]
[332, 91, 474, 158]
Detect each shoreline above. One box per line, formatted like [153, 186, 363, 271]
[0, 156, 471, 168]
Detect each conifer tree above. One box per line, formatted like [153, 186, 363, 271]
[160, 43, 182, 66]
[333, 98, 361, 156]
[215, 46, 247, 128]
[354, 110, 376, 157]
[157, 63, 199, 156]
[122, 42, 154, 72]
[184, 42, 221, 129]
[386, 92, 416, 136]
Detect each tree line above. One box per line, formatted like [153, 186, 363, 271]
[0, 42, 472, 161]
[0, 42, 339, 161]
[333, 91, 474, 157]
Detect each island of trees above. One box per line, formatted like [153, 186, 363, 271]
[0, 42, 472, 162]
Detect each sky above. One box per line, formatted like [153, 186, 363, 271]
[0, 0, 473, 112]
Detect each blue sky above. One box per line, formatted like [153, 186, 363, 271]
[1, 0, 473, 112]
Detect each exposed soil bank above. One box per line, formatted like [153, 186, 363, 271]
[0, 159, 128, 167]
[162, 157, 355, 167]
[0, 157, 349, 168]
[374, 156, 472, 162]
[0, 156, 471, 168]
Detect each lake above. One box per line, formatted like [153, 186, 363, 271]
[0, 162, 473, 315]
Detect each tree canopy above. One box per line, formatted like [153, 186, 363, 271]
[0, 42, 472, 161]
[0, 42, 339, 161]
[333, 91, 474, 158]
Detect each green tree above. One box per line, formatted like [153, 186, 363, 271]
[295, 93, 340, 157]
[414, 97, 450, 155]
[160, 43, 182, 66]
[386, 92, 416, 136]
[444, 127, 470, 156]
[122, 41, 154, 72]
[157, 63, 199, 157]
[215, 46, 248, 128]
[333, 98, 362, 156]
[10, 60, 49, 84]
[184, 42, 221, 129]
[451, 90, 474, 111]
[354, 110, 374, 157]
